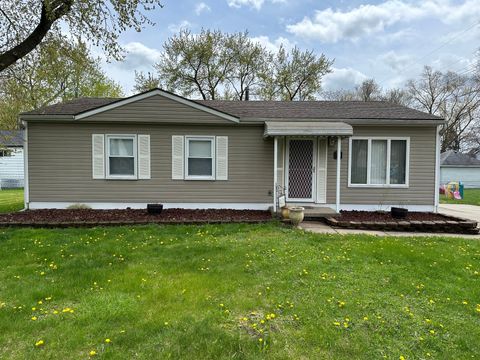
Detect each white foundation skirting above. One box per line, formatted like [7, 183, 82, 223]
[27, 202, 272, 210]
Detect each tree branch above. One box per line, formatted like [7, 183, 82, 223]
[0, 0, 72, 72]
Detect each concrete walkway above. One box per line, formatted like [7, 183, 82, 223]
[300, 220, 480, 239]
[299, 204, 480, 238]
[439, 204, 480, 223]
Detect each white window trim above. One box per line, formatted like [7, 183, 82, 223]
[348, 136, 410, 188]
[106, 134, 138, 180]
[184, 136, 216, 180]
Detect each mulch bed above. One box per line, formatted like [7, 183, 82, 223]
[0, 209, 273, 228]
[336, 211, 449, 222]
[325, 210, 479, 234]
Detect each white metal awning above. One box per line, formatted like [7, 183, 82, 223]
[263, 121, 353, 137]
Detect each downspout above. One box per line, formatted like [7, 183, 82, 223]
[273, 136, 278, 213]
[336, 136, 341, 213]
[434, 125, 441, 213]
[22, 120, 29, 210]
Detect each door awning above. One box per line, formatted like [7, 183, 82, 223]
[263, 121, 353, 137]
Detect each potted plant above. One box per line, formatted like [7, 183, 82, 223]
[289, 207, 305, 226]
[280, 206, 290, 219]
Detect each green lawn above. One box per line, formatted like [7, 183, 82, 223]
[0, 223, 479, 359]
[440, 188, 480, 206]
[0, 188, 24, 213]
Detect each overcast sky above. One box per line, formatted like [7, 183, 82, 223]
[98, 0, 480, 96]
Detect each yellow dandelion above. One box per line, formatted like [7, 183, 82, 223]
[258, 338, 263, 343]
[89, 350, 97, 357]
[35, 340, 44, 347]
[363, 316, 368, 321]
[333, 321, 341, 326]
[105, 338, 111, 343]
[31, 316, 37, 321]
[400, 356, 406, 360]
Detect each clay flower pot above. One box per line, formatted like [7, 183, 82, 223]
[289, 207, 305, 226]
[280, 206, 290, 219]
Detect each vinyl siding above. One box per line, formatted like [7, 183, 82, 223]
[27, 119, 437, 206]
[326, 126, 437, 205]
[82, 94, 235, 124]
[28, 122, 273, 203]
[0, 147, 24, 188]
[441, 167, 480, 188]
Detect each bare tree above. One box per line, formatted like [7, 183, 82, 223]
[407, 66, 480, 151]
[355, 79, 381, 101]
[381, 88, 411, 106]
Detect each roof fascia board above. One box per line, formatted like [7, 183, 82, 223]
[19, 115, 74, 121]
[74, 89, 239, 123]
[240, 118, 444, 125]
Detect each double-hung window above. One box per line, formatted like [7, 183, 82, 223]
[349, 137, 409, 187]
[185, 136, 215, 180]
[106, 135, 137, 179]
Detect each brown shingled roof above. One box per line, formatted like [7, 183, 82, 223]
[21, 94, 441, 121]
[196, 100, 441, 120]
[21, 97, 119, 116]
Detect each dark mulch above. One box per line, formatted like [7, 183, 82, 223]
[0, 208, 273, 227]
[336, 210, 450, 222]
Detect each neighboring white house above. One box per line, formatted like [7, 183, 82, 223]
[0, 130, 24, 189]
[440, 150, 480, 188]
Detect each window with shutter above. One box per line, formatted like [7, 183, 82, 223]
[137, 135, 151, 179]
[216, 136, 228, 180]
[106, 135, 137, 179]
[92, 134, 105, 179]
[172, 135, 185, 179]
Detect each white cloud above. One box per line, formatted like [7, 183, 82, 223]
[117, 42, 162, 70]
[227, 0, 285, 10]
[250, 35, 295, 53]
[167, 20, 192, 33]
[195, 2, 211, 15]
[322, 67, 368, 91]
[379, 51, 413, 71]
[286, 0, 480, 43]
[99, 42, 162, 95]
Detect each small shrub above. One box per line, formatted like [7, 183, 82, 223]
[67, 203, 91, 210]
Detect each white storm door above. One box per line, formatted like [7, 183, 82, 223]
[286, 138, 316, 202]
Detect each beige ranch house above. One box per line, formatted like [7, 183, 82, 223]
[20, 88, 444, 213]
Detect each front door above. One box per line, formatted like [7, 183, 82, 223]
[286, 138, 315, 202]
